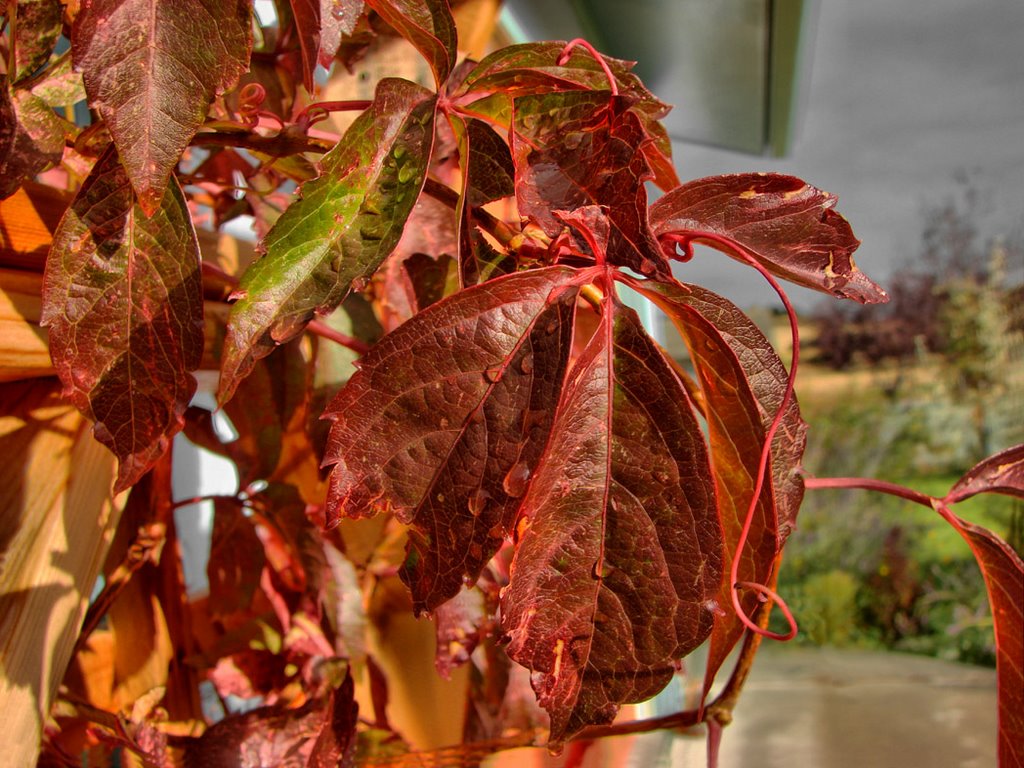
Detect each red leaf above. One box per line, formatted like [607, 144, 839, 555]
[72, 0, 252, 215]
[219, 78, 437, 404]
[638, 279, 808, 539]
[462, 117, 516, 206]
[650, 173, 889, 304]
[309, 672, 360, 768]
[222, 339, 308, 487]
[290, 0, 364, 92]
[629, 278, 796, 693]
[287, 0, 322, 94]
[501, 299, 721, 747]
[935, 502, 1024, 766]
[208, 499, 266, 619]
[364, 0, 456, 87]
[946, 443, 1024, 504]
[512, 92, 668, 277]
[41, 144, 204, 491]
[434, 586, 487, 679]
[456, 41, 670, 122]
[323, 266, 582, 612]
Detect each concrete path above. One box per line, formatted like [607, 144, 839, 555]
[667, 645, 998, 767]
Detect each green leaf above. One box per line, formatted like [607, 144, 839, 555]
[72, 0, 253, 215]
[40, 144, 204, 491]
[502, 299, 720, 747]
[219, 78, 437, 403]
[364, 0, 456, 87]
[650, 173, 889, 304]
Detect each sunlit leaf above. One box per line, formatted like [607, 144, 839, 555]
[364, 0, 456, 87]
[512, 91, 668, 277]
[219, 78, 437, 403]
[650, 173, 889, 304]
[323, 266, 581, 612]
[502, 299, 721, 747]
[72, 0, 252, 214]
[41, 144, 203, 491]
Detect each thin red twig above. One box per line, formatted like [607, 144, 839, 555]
[803, 475, 938, 508]
[307, 319, 372, 356]
[682, 232, 801, 641]
[557, 38, 619, 96]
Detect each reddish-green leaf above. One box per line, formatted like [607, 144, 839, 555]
[512, 92, 668, 277]
[323, 266, 581, 612]
[364, 0, 456, 87]
[455, 41, 677, 189]
[72, 0, 252, 215]
[9, 0, 63, 84]
[219, 78, 437, 403]
[946, 443, 1024, 504]
[41, 144, 204, 491]
[934, 501, 1024, 766]
[502, 299, 721, 747]
[629, 278, 791, 694]
[0, 82, 66, 199]
[650, 173, 889, 304]
[456, 41, 669, 120]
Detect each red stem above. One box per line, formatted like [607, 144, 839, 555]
[296, 99, 373, 128]
[307, 319, 372, 356]
[692, 233, 802, 641]
[557, 39, 619, 96]
[200, 263, 371, 355]
[171, 494, 245, 510]
[803, 476, 938, 508]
